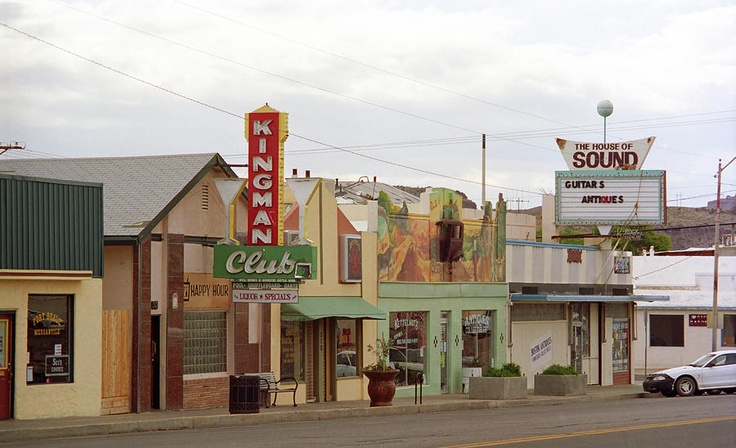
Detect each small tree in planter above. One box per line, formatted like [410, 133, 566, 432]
[362, 334, 399, 407]
[469, 363, 527, 400]
[534, 364, 587, 396]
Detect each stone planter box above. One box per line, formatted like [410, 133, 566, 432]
[469, 376, 528, 400]
[534, 374, 587, 396]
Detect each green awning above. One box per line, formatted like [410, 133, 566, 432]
[281, 296, 387, 322]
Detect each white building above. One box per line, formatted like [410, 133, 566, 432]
[633, 252, 736, 379]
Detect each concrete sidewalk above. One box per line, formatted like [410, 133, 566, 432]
[0, 384, 647, 443]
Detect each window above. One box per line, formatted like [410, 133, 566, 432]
[184, 311, 227, 375]
[462, 310, 495, 369]
[389, 312, 426, 387]
[723, 315, 736, 347]
[336, 319, 359, 377]
[649, 314, 684, 347]
[27, 295, 73, 384]
[281, 321, 305, 380]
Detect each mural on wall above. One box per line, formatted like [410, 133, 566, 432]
[377, 188, 506, 283]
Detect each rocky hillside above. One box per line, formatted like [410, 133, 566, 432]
[521, 206, 736, 251]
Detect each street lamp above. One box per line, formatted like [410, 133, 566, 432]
[712, 156, 736, 351]
[597, 100, 614, 143]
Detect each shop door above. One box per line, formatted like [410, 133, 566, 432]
[612, 319, 630, 385]
[0, 314, 13, 419]
[440, 312, 449, 393]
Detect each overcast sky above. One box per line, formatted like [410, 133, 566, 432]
[1, 0, 734, 209]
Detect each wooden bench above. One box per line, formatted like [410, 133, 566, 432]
[258, 372, 298, 407]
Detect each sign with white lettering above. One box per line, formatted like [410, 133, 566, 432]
[45, 355, 69, 377]
[213, 245, 318, 280]
[245, 105, 288, 246]
[556, 137, 655, 170]
[555, 170, 666, 225]
[232, 289, 299, 303]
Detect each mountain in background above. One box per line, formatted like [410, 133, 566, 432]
[519, 206, 736, 251]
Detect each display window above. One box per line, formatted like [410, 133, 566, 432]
[27, 295, 73, 384]
[462, 310, 495, 369]
[282, 321, 305, 381]
[389, 311, 426, 386]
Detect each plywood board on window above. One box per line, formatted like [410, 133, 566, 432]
[101, 309, 131, 414]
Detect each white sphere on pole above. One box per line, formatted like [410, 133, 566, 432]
[597, 100, 614, 118]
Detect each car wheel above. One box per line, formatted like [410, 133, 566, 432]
[661, 389, 677, 397]
[706, 389, 722, 395]
[675, 377, 697, 397]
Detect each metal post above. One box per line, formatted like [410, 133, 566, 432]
[481, 134, 486, 207]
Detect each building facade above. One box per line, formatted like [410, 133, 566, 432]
[0, 174, 104, 419]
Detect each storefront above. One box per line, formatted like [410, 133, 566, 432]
[0, 174, 104, 420]
[378, 283, 509, 396]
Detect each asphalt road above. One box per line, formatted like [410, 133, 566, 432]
[4, 395, 735, 447]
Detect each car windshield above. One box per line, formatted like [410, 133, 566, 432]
[689, 353, 715, 367]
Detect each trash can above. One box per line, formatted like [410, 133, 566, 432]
[229, 374, 260, 414]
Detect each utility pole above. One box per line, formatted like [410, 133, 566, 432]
[712, 156, 736, 351]
[481, 134, 486, 207]
[0, 141, 26, 155]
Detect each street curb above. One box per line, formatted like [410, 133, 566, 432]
[0, 392, 645, 443]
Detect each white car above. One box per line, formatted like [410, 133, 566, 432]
[643, 350, 736, 397]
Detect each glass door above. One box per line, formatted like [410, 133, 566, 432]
[440, 312, 448, 393]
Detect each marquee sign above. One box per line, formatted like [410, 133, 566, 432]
[245, 105, 288, 246]
[556, 137, 655, 171]
[555, 170, 666, 225]
[213, 245, 317, 281]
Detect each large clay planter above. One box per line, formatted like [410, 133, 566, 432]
[363, 369, 400, 407]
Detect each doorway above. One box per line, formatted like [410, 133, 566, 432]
[0, 313, 14, 419]
[440, 312, 449, 393]
[151, 315, 160, 409]
[612, 319, 630, 385]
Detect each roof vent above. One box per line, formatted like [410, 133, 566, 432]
[201, 184, 209, 211]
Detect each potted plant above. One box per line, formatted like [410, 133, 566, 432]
[469, 362, 527, 400]
[534, 364, 587, 396]
[362, 334, 400, 407]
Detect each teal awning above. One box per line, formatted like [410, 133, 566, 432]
[510, 294, 669, 303]
[281, 296, 387, 322]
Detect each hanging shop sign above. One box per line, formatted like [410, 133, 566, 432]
[556, 137, 655, 171]
[245, 104, 288, 246]
[555, 170, 666, 225]
[213, 245, 317, 281]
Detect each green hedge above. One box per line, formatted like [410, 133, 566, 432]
[541, 364, 579, 375]
[483, 362, 522, 377]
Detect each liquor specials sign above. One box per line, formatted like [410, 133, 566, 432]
[556, 137, 655, 171]
[231, 285, 299, 304]
[213, 245, 317, 281]
[555, 170, 666, 225]
[245, 105, 288, 246]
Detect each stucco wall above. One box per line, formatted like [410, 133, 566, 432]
[102, 246, 133, 311]
[2, 276, 103, 419]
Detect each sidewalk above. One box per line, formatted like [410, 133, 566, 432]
[0, 384, 647, 443]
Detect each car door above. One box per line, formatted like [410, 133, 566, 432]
[702, 354, 736, 388]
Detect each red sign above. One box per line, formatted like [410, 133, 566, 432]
[246, 106, 286, 245]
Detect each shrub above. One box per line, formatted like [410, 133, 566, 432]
[541, 364, 579, 375]
[483, 362, 522, 377]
